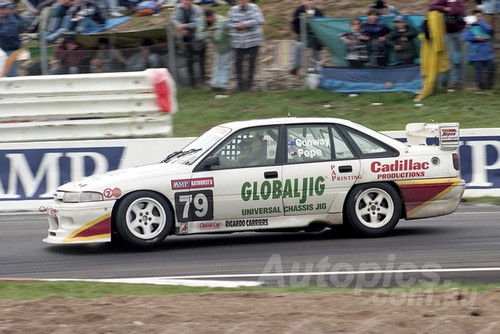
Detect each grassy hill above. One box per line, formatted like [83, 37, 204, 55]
[113, 0, 477, 40]
[101, 1, 498, 137]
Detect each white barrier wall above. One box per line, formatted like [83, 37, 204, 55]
[0, 69, 179, 212]
[0, 70, 176, 142]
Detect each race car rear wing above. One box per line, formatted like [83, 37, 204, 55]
[405, 123, 460, 150]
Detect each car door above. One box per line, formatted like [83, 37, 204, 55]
[281, 124, 361, 216]
[189, 126, 283, 227]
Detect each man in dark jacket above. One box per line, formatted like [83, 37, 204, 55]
[429, 0, 467, 89]
[362, 9, 391, 67]
[290, 0, 323, 75]
[0, 2, 22, 77]
[386, 15, 418, 65]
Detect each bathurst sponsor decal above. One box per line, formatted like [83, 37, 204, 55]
[241, 177, 325, 204]
[171, 177, 214, 190]
[63, 213, 111, 242]
[396, 178, 462, 217]
[371, 159, 429, 179]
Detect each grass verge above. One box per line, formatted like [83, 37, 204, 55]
[0, 281, 498, 300]
[172, 88, 500, 137]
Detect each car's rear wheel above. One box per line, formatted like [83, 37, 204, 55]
[115, 191, 173, 247]
[345, 183, 401, 237]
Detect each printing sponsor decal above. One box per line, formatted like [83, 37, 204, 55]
[371, 159, 429, 179]
[171, 177, 215, 190]
[330, 164, 362, 182]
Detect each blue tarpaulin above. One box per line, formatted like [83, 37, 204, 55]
[308, 15, 425, 93]
[320, 65, 422, 93]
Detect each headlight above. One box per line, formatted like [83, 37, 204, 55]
[61, 191, 103, 203]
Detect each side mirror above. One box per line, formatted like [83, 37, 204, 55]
[198, 156, 220, 170]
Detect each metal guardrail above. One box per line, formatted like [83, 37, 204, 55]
[0, 70, 175, 142]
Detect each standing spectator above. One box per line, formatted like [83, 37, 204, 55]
[50, 35, 90, 74]
[196, 9, 233, 92]
[481, 0, 500, 40]
[429, 0, 467, 90]
[370, 0, 401, 16]
[99, 0, 122, 17]
[43, 0, 72, 43]
[386, 15, 419, 65]
[171, 0, 205, 87]
[464, 9, 495, 89]
[0, 46, 7, 75]
[339, 18, 369, 68]
[362, 9, 390, 67]
[227, 0, 264, 91]
[290, 0, 323, 76]
[0, 1, 21, 77]
[11, 0, 37, 30]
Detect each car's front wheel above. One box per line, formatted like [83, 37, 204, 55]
[345, 183, 401, 237]
[115, 191, 173, 247]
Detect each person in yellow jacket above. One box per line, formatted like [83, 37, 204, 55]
[416, 10, 450, 100]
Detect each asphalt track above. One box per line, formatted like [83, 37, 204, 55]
[1, 203, 499, 288]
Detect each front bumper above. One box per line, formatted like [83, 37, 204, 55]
[43, 200, 115, 244]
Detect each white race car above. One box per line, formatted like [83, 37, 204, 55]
[43, 118, 465, 247]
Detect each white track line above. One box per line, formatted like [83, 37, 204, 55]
[159, 267, 500, 280]
[2, 267, 500, 287]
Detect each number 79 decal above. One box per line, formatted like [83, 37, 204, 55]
[174, 190, 214, 222]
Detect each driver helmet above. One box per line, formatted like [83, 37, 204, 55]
[238, 137, 262, 161]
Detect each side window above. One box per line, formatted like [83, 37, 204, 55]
[209, 127, 278, 169]
[287, 125, 331, 163]
[331, 127, 355, 160]
[343, 127, 394, 156]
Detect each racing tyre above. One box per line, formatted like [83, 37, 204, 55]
[345, 183, 401, 237]
[115, 191, 173, 247]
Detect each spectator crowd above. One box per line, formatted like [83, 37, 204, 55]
[0, 0, 498, 92]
